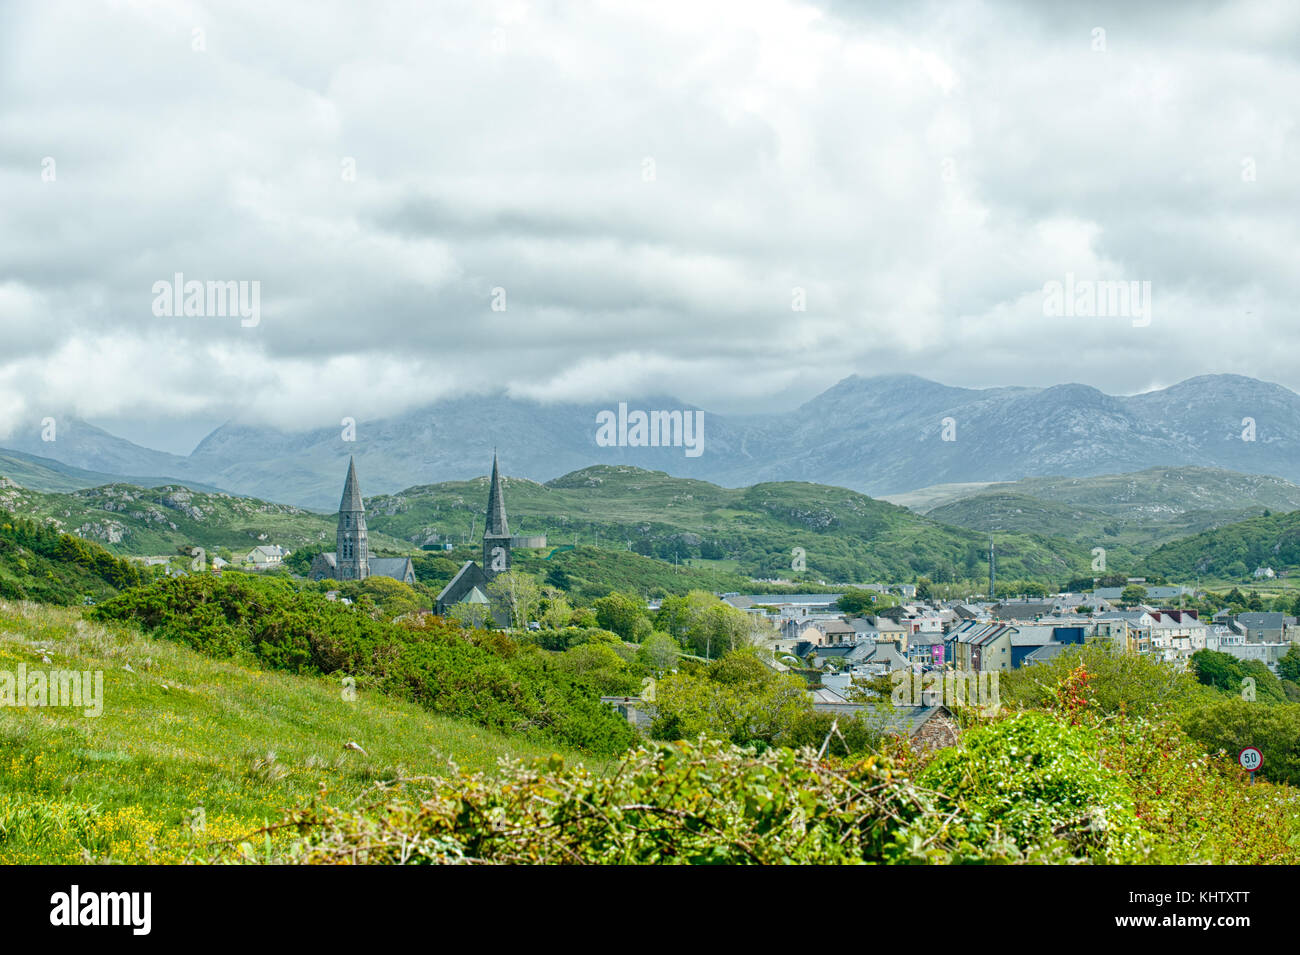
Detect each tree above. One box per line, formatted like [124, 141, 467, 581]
[538, 587, 573, 630]
[449, 601, 491, 629]
[638, 631, 680, 676]
[655, 590, 716, 641]
[1191, 649, 1247, 694]
[486, 571, 540, 629]
[699, 604, 752, 658]
[570, 606, 598, 628]
[592, 591, 648, 641]
[554, 642, 638, 696]
[1279, 644, 1300, 684]
[836, 588, 878, 615]
[1120, 585, 1147, 606]
[915, 577, 933, 601]
[651, 651, 815, 747]
[357, 576, 425, 620]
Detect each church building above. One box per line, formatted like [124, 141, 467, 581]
[436, 453, 544, 617]
[309, 457, 416, 585]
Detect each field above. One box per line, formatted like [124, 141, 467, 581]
[0, 601, 592, 864]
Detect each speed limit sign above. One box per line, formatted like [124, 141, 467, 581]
[1239, 746, 1263, 776]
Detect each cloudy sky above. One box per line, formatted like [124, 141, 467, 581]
[1, 0, 1297, 452]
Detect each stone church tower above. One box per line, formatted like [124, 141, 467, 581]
[335, 456, 369, 580]
[482, 452, 511, 578]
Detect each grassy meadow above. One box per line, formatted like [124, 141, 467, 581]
[0, 601, 594, 864]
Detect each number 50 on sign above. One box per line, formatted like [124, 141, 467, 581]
[1239, 746, 1263, 776]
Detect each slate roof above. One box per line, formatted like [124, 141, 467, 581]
[855, 642, 908, 669]
[339, 456, 364, 513]
[1237, 612, 1291, 630]
[368, 557, 415, 582]
[484, 453, 510, 538]
[951, 621, 1016, 646]
[860, 704, 951, 736]
[811, 687, 849, 704]
[437, 560, 488, 606]
[1009, 625, 1057, 647]
[994, 601, 1053, 620]
[1023, 643, 1071, 665]
[309, 552, 414, 585]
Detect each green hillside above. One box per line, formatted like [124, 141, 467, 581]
[365, 465, 1098, 586]
[899, 467, 1300, 517]
[0, 481, 410, 558]
[0, 510, 149, 604]
[0, 601, 589, 864]
[3, 462, 1228, 591]
[913, 467, 1297, 559]
[1142, 509, 1300, 582]
[925, 493, 1258, 564]
[513, 544, 754, 600]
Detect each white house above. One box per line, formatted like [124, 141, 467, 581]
[246, 544, 289, 568]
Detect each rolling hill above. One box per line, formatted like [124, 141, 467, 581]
[6, 461, 1243, 591]
[0, 481, 411, 558]
[364, 465, 1098, 586]
[1142, 510, 1300, 583]
[908, 467, 1300, 560]
[0, 510, 147, 604]
[0, 601, 589, 864]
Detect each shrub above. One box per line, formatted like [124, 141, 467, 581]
[92, 573, 637, 756]
[914, 712, 1144, 863]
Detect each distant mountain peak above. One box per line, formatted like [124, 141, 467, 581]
[7, 372, 1300, 508]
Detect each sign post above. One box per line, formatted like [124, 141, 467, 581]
[1238, 746, 1263, 784]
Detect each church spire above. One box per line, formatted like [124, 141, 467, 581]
[340, 455, 365, 514]
[485, 451, 509, 537]
[336, 456, 369, 580]
[482, 452, 511, 578]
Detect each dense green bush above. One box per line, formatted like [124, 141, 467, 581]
[209, 739, 1038, 865]
[650, 648, 881, 754]
[1178, 697, 1300, 787]
[91, 573, 638, 755]
[915, 712, 1144, 863]
[0, 510, 148, 603]
[215, 710, 1300, 865]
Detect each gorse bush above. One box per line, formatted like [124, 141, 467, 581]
[206, 738, 1041, 865]
[915, 713, 1144, 863]
[1002, 642, 1300, 786]
[91, 573, 638, 756]
[0, 510, 147, 603]
[213, 704, 1300, 865]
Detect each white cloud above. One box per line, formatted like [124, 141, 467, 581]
[0, 0, 1297, 443]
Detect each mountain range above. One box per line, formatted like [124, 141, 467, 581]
[5, 373, 1300, 509]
